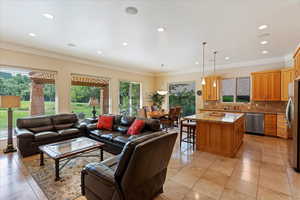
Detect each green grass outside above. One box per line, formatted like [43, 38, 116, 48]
[0, 101, 97, 135]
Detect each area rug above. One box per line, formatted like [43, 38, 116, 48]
[23, 151, 113, 200]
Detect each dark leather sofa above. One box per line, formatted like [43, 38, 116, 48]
[86, 115, 161, 155]
[81, 131, 178, 200]
[15, 113, 86, 157]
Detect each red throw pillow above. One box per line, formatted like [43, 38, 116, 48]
[127, 119, 145, 135]
[97, 115, 114, 130]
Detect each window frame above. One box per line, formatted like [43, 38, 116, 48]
[221, 76, 250, 103]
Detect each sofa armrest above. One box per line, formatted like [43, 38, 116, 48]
[83, 162, 115, 184]
[101, 154, 121, 168]
[87, 123, 97, 130]
[15, 128, 34, 139]
[74, 122, 87, 129]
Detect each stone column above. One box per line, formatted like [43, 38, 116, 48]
[30, 81, 45, 116]
[102, 85, 109, 114]
[99, 88, 104, 115]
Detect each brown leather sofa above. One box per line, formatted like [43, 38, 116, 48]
[15, 113, 86, 157]
[81, 131, 177, 200]
[86, 115, 161, 155]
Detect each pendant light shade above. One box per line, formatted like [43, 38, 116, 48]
[157, 64, 168, 95]
[201, 42, 207, 85]
[213, 51, 217, 87]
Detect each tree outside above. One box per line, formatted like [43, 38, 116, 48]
[168, 82, 196, 116]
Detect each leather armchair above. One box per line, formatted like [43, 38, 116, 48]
[81, 131, 178, 200]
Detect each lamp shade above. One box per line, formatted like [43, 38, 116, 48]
[0, 96, 21, 108]
[88, 97, 99, 107]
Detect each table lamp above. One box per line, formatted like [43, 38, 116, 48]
[0, 96, 20, 153]
[88, 97, 99, 119]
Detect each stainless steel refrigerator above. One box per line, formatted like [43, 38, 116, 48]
[287, 80, 300, 171]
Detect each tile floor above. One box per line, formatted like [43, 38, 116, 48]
[1, 133, 300, 200]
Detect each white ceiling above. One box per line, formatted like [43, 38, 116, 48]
[0, 0, 300, 75]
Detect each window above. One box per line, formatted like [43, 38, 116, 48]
[70, 74, 110, 119]
[221, 78, 235, 102]
[221, 77, 250, 103]
[169, 82, 196, 116]
[119, 81, 141, 116]
[236, 77, 250, 102]
[0, 68, 56, 139]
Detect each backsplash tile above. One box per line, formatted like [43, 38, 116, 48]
[204, 101, 287, 113]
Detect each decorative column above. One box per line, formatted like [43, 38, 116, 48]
[30, 81, 45, 116]
[100, 89, 104, 115]
[102, 85, 109, 114]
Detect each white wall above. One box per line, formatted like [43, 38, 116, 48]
[0, 48, 155, 114]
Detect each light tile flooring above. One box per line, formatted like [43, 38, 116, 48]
[1, 134, 300, 200]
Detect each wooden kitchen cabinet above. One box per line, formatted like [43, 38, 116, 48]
[281, 68, 295, 101]
[264, 114, 277, 136]
[251, 70, 281, 101]
[203, 76, 220, 101]
[277, 113, 288, 139]
[294, 47, 300, 79]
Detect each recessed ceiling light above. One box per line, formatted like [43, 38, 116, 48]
[122, 42, 128, 46]
[28, 33, 36, 37]
[225, 57, 230, 60]
[43, 13, 54, 19]
[67, 43, 76, 47]
[157, 27, 165, 32]
[97, 51, 103, 55]
[195, 61, 199, 65]
[125, 7, 138, 15]
[260, 40, 268, 45]
[258, 25, 268, 30]
[262, 50, 269, 54]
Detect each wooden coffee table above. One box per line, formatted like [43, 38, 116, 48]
[39, 137, 104, 181]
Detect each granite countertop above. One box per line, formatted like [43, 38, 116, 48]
[200, 108, 285, 115]
[184, 112, 244, 124]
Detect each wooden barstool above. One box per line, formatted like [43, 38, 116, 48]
[180, 119, 196, 149]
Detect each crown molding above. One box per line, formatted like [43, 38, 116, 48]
[155, 56, 286, 77]
[0, 41, 155, 77]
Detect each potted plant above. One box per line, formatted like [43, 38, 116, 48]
[149, 92, 165, 110]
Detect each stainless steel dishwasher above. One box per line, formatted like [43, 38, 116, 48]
[245, 113, 264, 135]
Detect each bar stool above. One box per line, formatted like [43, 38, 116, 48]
[180, 119, 197, 149]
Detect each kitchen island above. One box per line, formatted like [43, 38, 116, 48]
[185, 112, 245, 157]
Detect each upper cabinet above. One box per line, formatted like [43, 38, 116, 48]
[251, 70, 281, 101]
[203, 76, 220, 101]
[281, 68, 294, 101]
[294, 47, 300, 79]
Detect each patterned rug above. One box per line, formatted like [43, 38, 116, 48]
[23, 151, 113, 200]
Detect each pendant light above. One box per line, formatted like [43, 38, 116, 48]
[157, 64, 168, 95]
[201, 42, 207, 85]
[213, 51, 217, 87]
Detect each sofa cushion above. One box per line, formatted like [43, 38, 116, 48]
[58, 128, 80, 136]
[120, 116, 136, 126]
[97, 115, 114, 131]
[55, 123, 74, 130]
[116, 126, 129, 134]
[100, 132, 122, 140]
[17, 116, 54, 132]
[113, 135, 131, 145]
[34, 131, 59, 141]
[128, 119, 145, 135]
[28, 125, 54, 133]
[52, 114, 78, 130]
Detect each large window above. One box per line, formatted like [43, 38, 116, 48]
[169, 82, 196, 116]
[119, 81, 141, 116]
[70, 74, 110, 119]
[221, 77, 250, 103]
[71, 86, 101, 118]
[0, 69, 56, 138]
